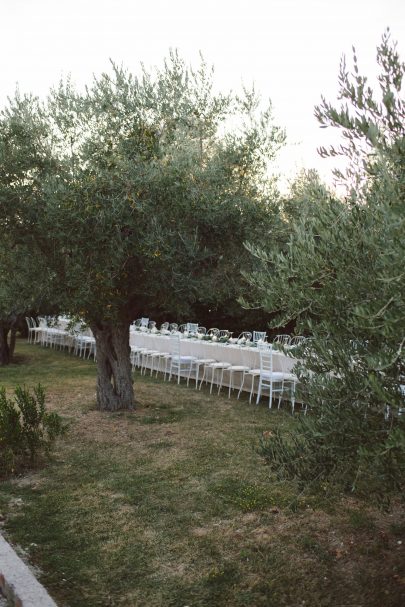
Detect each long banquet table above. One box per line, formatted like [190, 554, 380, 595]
[129, 331, 297, 393]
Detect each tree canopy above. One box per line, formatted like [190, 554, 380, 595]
[247, 31, 405, 497]
[0, 52, 285, 409]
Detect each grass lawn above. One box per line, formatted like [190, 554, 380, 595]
[0, 340, 404, 607]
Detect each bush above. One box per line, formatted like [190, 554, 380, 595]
[247, 33, 405, 501]
[0, 384, 65, 477]
[259, 405, 405, 502]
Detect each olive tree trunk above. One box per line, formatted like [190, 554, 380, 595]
[9, 327, 17, 359]
[0, 324, 11, 365]
[91, 322, 135, 411]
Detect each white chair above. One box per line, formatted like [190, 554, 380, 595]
[243, 366, 262, 404]
[134, 317, 150, 328]
[253, 331, 267, 343]
[186, 323, 199, 334]
[130, 345, 147, 370]
[208, 359, 231, 395]
[168, 335, 197, 384]
[25, 317, 35, 343]
[199, 345, 231, 395]
[74, 334, 94, 357]
[278, 350, 299, 413]
[225, 346, 251, 399]
[54, 330, 68, 350]
[140, 348, 160, 375]
[187, 355, 216, 388]
[86, 336, 96, 360]
[273, 334, 291, 346]
[256, 344, 287, 408]
[289, 336, 306, 347]
[237, 331, 252, 342]
[34, 318, 47, 343]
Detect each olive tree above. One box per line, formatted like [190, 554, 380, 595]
[246, 32, 405, 496]
[0, 94, 57, 364]
[1, 53, 285, 409]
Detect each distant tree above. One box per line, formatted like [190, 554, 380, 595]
[0, 53, 285, 408]
[281, 168, 333, 225]
[248, 32, 405, 496]
[0, 94, 56, 364]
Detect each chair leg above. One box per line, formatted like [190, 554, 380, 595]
[210, 368, 216, 394]
[291, 383, 296, 415]
[278, 382, 283, 409]
[249, 377, 256, 404]
[237, 371, 245, 399]
[187, 363, 193, 387]
[194, 363, 200, 388]
[199, 365, 208, 390]
[218, 368, 225, 395]
[163, 359, 170, 381]
[256, 380, 260, 405]
[228, 371, 233, 398]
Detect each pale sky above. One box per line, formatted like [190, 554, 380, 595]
[1, 0, 404, 190]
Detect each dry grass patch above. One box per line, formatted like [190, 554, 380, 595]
[0, 340, 404, 607]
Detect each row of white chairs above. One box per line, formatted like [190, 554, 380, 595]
[25, 317, 97, 360]
[131, 334, 303, 413]
[27, 317, 303, 412]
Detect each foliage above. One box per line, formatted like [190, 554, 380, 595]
[0, 384, 65, 477]
[0, 95, 57, 363]
[0, 51, 285, 407]
[245, 31, 405, 497]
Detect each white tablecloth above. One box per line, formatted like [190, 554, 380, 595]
[130, 331, 297, 392]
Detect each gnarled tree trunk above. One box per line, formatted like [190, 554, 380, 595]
[0, 323, 11, 365]
[91, 321, 135, 411]
[9, 327, 17, 359]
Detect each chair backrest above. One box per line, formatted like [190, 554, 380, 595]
[169, 334, 181, 357]
[25, 317, 32, 330]
[237, 331, 252, 342]
[160, 322, 169, 331]
[219, 330, 230, 338]
[169, 323, 179, 332]
[273, 334, 291, 345]
[186, 323, 199, 334]
[134, 318, 147, 327]
[148, 321, 156, 330]
[253, 331, 267, 343]
[259, 343, 273, 374]
[197, 326, 207, 335]
[290, 335, 306, 347]
[208, 328, 220, 336]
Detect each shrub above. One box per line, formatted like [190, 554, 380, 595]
[259, 401, 405, 502]
[0, 384, 65, 477]
[246, 33, 405, 500]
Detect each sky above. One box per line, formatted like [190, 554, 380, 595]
[1, 0, 404, 190]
